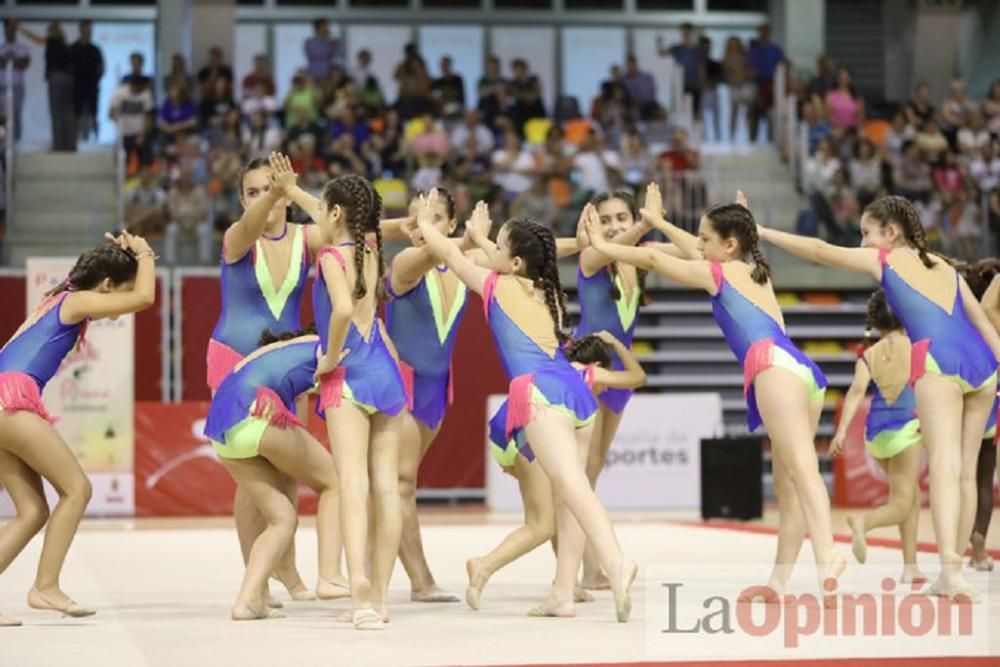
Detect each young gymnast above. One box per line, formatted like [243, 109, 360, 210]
[209, 152, 345, 603]
[959, 259, 1000, 571]
[312, 174, 407, 630]
[832, 289, 926, 584]
[758, 195, 1000, 599]
[0, 232, 156, 626]
[204, 328, 341, 621]
[415, 191, 638, 622]
[585, 193, 846, 598]
[466, 331, 646, 612]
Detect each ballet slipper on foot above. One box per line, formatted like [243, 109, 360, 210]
[0, 613, 22, 627]
[410, 586, 460, 603]
[580, 571, 611, 591]
[927, 578, 980, 603]
[847, 516, 867, 564]
[231, 602, 284, 621]
[352, 607, 385, 630]
[316, 578, 351, 601]
[612, 559, 638, 623]
[465, 558, 489, 611]
[969, 533, 993, 572]
[527, 599, 575, 618]
[265, 592, 284, 609]
[573, 585, 594, 603]
[900, 567, 928, 586]
[27, 588, 96, 618]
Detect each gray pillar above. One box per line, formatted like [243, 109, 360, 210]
[911, 2, 961, 102]
[157, 0, 192, 97]
[782, 0, 825, 74]
[191, 0, 236, 77]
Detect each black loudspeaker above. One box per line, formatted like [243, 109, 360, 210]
[700, 437, 763, 521]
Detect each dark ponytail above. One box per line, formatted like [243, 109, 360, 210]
[565, 334, 613, 368]
[321, 174, 386, 301]
[864, 195, 936, 269]
[863, 288, 901, 348]
[46, 240, 139, 297]
[504, 218, 569, 343]
[258, 323, 318, 347]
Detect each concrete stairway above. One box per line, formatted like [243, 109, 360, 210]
[4, 151, 119, 266]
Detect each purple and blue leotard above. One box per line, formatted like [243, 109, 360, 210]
[709, 262, 827, 432]
[312, 244, 407, 417]
[385, 266, 467, 430]
[857, 341, 920, 459]
[575, 262, 640, 414]
[0, 292, 86, 423]
[206, 225, 310, 390]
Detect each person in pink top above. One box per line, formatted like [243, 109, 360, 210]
[825, 67, 864, 132]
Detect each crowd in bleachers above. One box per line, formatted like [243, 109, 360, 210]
[797, 57, 1000, 260]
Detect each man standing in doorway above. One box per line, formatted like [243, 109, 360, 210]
[658, 23, 703, 120]
[71, 20, 104, 142]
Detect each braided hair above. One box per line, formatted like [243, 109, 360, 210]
[864, 195, 936, 269]
[565, 334, 613, 369]
[958, 258, 1000, 300]
[322, 174, 386, 301]
[46, 240, 140, 297]
[504, 218, 569, 343]
[591, 190, 649, 306]
[863, 289, 901, 348]
[258, 323, 318, 347]
[411, 187, 457, 223]
[703, 203, 771, 284]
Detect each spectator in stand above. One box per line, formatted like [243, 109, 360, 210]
[969, 142, 1000, 193]
[825, 67, 864, 132]
[892, 139, 932, 201]
[432, 55, 465, 118]
[121, 51, 152, 92]
[305, 18, 345, 83]
[359, 74, 385, 115]
[622, 54, 658, 120]
[165, 166, 211, 265]
[70, 20, 103, 142]
[19, 22, 76, 152]
[699, 36, 723, 140]
[509, 59, 546, 132]
[197, 47, 233, 101]
[574, 129, 622, 196]
[241, 81, 278, 118]
[352, 49, 375, 88]
[934, 150, 965, 196]
[285, 105, 324, 150]
[327, 105, 370, 151]
[803, 137, 842, 195]
[849, 138, 882, 208]
[199, 77, 237, 130]
[806, 54, 836, 109]
[984, 80, 1000, 140]
[746, 24, 785, 142]
[327, 133, 369, 180]
[882, 111, 914, 167]
[109, 74, 154, 167]
[658, 23, 703, 117]
[450, 109, 494, 159]
[287, 134, 327, 189]
[592, 80, 630, 149]
[537, 125, 574, 181]
[958, 110, 991, 157]
[642, 105, 676, 151]
[723, 36, 755, 141]
[492, 129, 535, 198]
[948, 187, 982, 260]
[159, 83, 198, 143]
[241, 54, 275, 98]
[163, 53, 193, 97]
[407, 112, 449, 159]
[394, 44, 433, 120]
[0, 19, 31, 142]
[905, 81, 935, 128]
[827, 167, 859, 236]
[660, 126, 699, 173]
[512, 175, 557, 230]
[801, 100, 832, 156]
[915, 117, 949, 163]
[476, 55, 506, 130]
[411, 151, 444, 193]
[124, 164, 168, 235]
[373, 108, 406, 176]
[243, 110, 283, 155]
[205, 107, 242, 152]
[940, 79, 976, 149]
[283, 71, 322, 126]
[915, 190, 944, 250]
[620, 130, 656, 191]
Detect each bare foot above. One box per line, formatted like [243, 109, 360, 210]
[573, 585, 594, 603]
[900, 566, 928, 586]
[820, 551, 847, 609]
[27, 587, 96, 618]
[527, 596, 575, 618]
[969, 533, 994, 572]
[580, 571, 612, 591]
[316, 577, 351, 601]
[847, 515, 867, 564]
[0, 612, 22, 627]
[612, 559, 638, 623]
[410, 586, 460, 603]
[231, 602, 285, 621]
[465, 558, 490, 611]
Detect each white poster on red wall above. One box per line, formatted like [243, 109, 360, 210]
[486, 393, 724, 512]
[0, 259, 135, 517]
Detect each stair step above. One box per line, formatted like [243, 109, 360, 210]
[13, 151, 115, 178]
[7, 210, 116, 235]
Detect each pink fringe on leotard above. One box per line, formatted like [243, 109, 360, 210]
[318, 367, 348, 412]
[250, 387, 304, 429]
[206, 339, 244, 391]
[482, 272, 500, 320]
[447, 362, 455, 406]
[0, 372, 56, 424]
[399, 361, 415, 411]
[743, 339, 775, 396]
[909, 339, 931, 387]
[504, 373, 536, 440]
[584, 363, 597, 390]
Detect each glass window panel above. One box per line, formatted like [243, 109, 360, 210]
[561, 27, 626, 113]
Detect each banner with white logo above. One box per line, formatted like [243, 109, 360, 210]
[0, 258, 135, 517]
[486, 393, 723, 511]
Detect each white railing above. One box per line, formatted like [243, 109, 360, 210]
[115, 134, 126, 230]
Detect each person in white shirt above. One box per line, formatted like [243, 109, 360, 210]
[110, 78, 155, 164]
[0, 20, 31, 142]
[958, 111, 992, 158]
[572, 130, 622, 195]
[240, 82, 278, 118]
[491, 130, 535, 197]
[449, 109, 494, 158]
[968, 142, 1000, 193]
